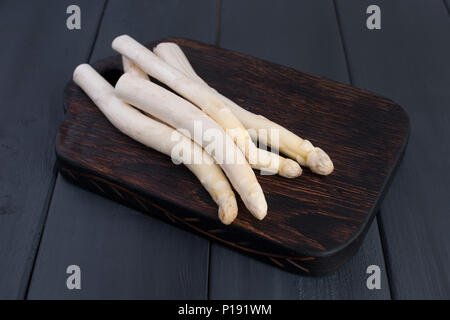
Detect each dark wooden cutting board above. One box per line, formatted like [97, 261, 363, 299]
[57, 38, 409, 276]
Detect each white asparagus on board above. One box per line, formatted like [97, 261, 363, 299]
[115, 73, 267, 220]
[112, 35, 301, 178]
[73, 64, 238, 224]
[153, 42, 334, 175]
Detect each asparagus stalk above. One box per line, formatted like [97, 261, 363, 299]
[115, 72, 267, 220]
[122, 55, 149, 79]
[73, 64, 238, 224]
[153, 42, 334, 175]
[112, 35, 301, 178]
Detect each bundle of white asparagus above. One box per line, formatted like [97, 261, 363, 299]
[72, 35, 334, 225]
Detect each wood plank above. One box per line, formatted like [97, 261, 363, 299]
[27, 0, 218, 299]
[0, 0, 106, 299]
[89, 0, 218, 62]
[210, 224, 389, 299]
[209, 0, 391, 299]
[335, 0, 450, 299]
[218, 0, 349, 80]
[28, 175, 208, 299]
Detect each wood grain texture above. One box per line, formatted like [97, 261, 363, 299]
[0, 0, 106, 299]
[335, 0, 450, 299]
[57, 38, 409, 276]
[28, 0, 217, 299]
[209, 0, 392, 299]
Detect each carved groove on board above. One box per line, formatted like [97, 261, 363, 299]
[60, 167, 314, 273]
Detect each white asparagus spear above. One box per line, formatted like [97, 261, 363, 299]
[115, 73, 267, 220]
[153, 42, 334, 175]
[121, 56, 240, 223]
[112, 35, 301, 178]
[73, 64, 238, 224]
[122, 55, 149, 79]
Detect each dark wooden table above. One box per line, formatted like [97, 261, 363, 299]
[1, 0, 449, 300]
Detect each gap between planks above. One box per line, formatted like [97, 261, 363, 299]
[333, 0, 394, 299]
[443, 0, 450, 16]
[24, 0, 110, 300]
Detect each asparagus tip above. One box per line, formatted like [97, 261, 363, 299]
[246, 192, 268, 220]
[306, 148, 334, 175]
[218, 197, 238, 225]
[279, 159, 302, 178]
